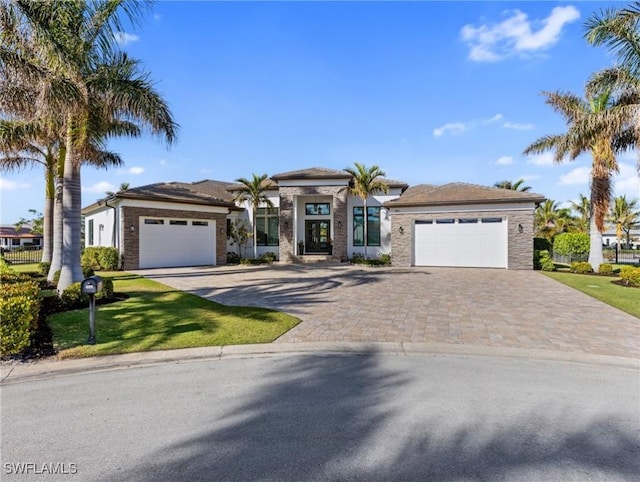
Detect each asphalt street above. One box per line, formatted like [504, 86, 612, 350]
[1, 352, 639, 481]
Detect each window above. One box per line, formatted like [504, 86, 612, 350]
[415, 220, 433, 225]
[353, 206, 381, 246]
[11, 238, 20, 246]
[482, 217, 503, 223]
[256, 207, 279, 246]
[144, 219, 164, 225]
[226, 218, 231, 237]
[458, 218, 478, 224]
[436, 219, 455, 224]
[192, 221, 209, 226]
[32, 238, 41, 246]
[88, 219, 94, 245]
[170, 220, 188, 226]
[305, 203, 330, 215]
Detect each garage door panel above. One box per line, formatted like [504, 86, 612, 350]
[139, 218, 216, 269]
[414, 218, 507, 268]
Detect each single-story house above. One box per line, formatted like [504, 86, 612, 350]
[82, 167, 545, 270]
[602, 228, 640, 249]
[0, 225, 43, 250]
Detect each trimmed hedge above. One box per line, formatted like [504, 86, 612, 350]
[59, 277, 115, 310]
[620, 266, 640, 287]
[598, 263, 614, 275]
[81, 247, 119, 271]
[553, 233, 590, 257]
[570, 261, 593, 274]
[0, 279, 40, 356]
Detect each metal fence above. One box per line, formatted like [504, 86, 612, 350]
[603, 248, 640, 265]
[0, 247, 43, 265]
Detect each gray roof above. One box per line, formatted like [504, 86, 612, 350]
[385, 182, 546, 207]
[271, 167, 353, 180]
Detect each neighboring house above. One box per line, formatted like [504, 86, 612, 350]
[0, 225, 43, 250]
[82, 167, 545, 270]
[602, 228, 640, 249]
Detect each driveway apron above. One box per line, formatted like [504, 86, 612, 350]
[134, 265, 639, 360]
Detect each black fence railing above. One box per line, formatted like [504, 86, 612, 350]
[0, 247, 43, 265]
[603, 248, 640, 265]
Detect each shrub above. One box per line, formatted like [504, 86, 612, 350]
[539, 250, 555, 271]
[570, 261, 593, 274]
[39, 262, 51, 276]
[378, 253, 391, 265]
[533, 237, 552, 252]
[598, 263, 614, 275]
[82, 265, 95, 278]
[96, 278, 114, 301]
[60, 283, 90, 311]
[553, 233, 590, 258]
[227, 252, 241, 264]
[620, 266, 640, 287]
[0, 279, 40, 356]
[260, 252, 277, 264]
[52, 270, 61, 286]
[81, 247, 119, 271]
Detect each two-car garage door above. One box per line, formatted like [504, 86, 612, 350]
[139, 217, 216, 269]
[414, 217, 507, 268]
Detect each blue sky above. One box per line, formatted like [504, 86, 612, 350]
[1, 1, 639, 223]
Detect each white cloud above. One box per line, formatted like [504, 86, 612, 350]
[485, 114, 503, 123]
[614, 163, 640, 199]
[495, 156, 514, 166]
[128, 167, 144, 175]
[0, 178, 30, 190]
[461, 6, 580, 63]
[83, 181, 115, 193]
[526, 152, 556, 166]
[114, 32, 140, 46]
[503, 122, 534, 130]
[559, 166, 590, 186]
[159, 159, 167, 166]
[520, 174, 540, 182]
[433, 122, 467, 138]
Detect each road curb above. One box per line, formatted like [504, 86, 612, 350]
[1, 342, 638, 385]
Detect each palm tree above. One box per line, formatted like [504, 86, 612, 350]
[105, 182, 130, 197]
[609, 195, 640, 247]
[233, 173, 273, 259]
[569, 193, 591, 233]
[523, 88, 635, 270]
[493, 179, 532, 192]
[1, 1, 178, 291]
[585, 3, 640, 172]
[344, 162, 389, 259]
[534, 199, 574, 240]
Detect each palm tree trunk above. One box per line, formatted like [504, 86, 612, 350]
[253, 210, 257, 259]
[588, 215, 604, 271]
[363, 199, 368, 260]
[41, 165, 55, 263]
[58, 124, 83, 292]
[47, 152, 65, 281]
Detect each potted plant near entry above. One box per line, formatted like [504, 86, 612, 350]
[298, 240, 304, 256]
[327, 237, 333, 255]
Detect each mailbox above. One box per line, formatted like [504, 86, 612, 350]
[81, 275, 103, 295]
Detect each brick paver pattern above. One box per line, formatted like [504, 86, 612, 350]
[136, 265, 639, 359]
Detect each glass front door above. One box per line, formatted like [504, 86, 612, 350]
[305, 220, 330, 253]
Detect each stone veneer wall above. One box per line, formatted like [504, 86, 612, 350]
[390, 208, 535, 269]
[279, 186, 348, 263]
[122, 206, 228, 270]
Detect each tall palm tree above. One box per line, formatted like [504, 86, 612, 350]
[344, 162, 389, 260]
[493, 179, 532, 192]
[609, 195, 640, 247]
[585, 3, 640, 172]
[105, 182, 130, 197]
[1, 1, 178, 291]
[569, 193, 591, 233]
[534, 199, 574, 240]
[233, 173, 273, 259]
[523, 89, 635, 270]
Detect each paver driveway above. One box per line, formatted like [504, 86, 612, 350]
[135, 265, 639, 359]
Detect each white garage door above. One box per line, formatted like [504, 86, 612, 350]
[414, 217, 507, 268]
[139, 218, 216, 269]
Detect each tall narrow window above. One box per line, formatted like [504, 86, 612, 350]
[256, 207, 279, 246]
[353, 206, 381, 246]
[88, 219, 94, 246]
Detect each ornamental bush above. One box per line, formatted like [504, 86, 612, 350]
[553, 233, 590, 257]
[539, 250, 555, 271]
[620, 266, 640, 287]
[81, 247, 119, 271]
[598, 263, 614, 275]
[0, 279, 40, 356]
[60, 283, 91, 311]
[570, 261, 593, 274]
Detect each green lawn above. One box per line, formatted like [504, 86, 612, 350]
[48, 272, 300, 358]
[10, 263, 40, 273]
[543, 271, 640, 318]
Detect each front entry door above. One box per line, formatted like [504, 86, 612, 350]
[305, 220, 330, 253]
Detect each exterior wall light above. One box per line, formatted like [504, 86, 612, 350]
[284, 221, 289, 229]
[399, 226, 404, 235]
[130, 224, 135, 232]
[518, 223, 523, 233]
[337, 220, 342, 229]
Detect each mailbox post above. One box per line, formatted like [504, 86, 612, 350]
[81, 276, 103, 345]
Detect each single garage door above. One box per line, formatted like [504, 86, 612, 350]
[139, 217, 216, 269]
[414, 217, 507, 268]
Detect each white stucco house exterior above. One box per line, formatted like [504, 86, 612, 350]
[82, 167, 544, 270]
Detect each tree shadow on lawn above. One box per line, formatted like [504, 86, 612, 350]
[106, 352, 640, 482]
